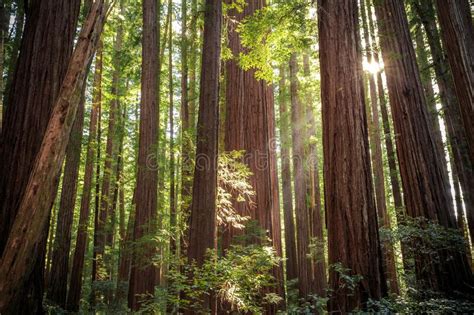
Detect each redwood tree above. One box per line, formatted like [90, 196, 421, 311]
[0, 0, 81, 312]
[67, 42, 103, 311]
[186, 0, 221, 312]
[128, 0, 160, 310]
[374, 0, 472, 293]
[0, 2, 107, 311]
[224, 0, 284, 303]
[46, 87, 86, 307]
[318, 0, 385, 311]
[435, 0, 474, 166]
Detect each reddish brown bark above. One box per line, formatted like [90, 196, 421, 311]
[0, 0, 81, 312]
[319, 0, 385, 311]
[361, 0, 398, 295]
[278, 66, 298, 282]
[128, 0, 160, 310]
[67, 42, 103, 312]
[435, 0, 474, 166]
[413, 0, 474, 251]
[374, 0, 472, 293]
[46, 86, 86, 307]
[223, 1, 284, 306]
[0, 2, 107, 311]
[185, 0, 221, 313]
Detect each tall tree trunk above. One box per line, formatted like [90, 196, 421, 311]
[185, 0, 221, 313]
[413, 0, 474, 251]
[0, 2, 107, 311]
[435, 0, 474, 166]
[46, 87, 86, 307]
[99, 16, 123, 254]
[289, 53, 312, 298]
[302, 54, 327, 296]
[224, 1, 284, 307]
[374, 0, 473, 293]
[180, 0, 193, 235]
[128, 0, 160, 310]
[67, 42, 103, 312]
[318, 0, 385, 311]
[360, 0, 398, 295]
[278, 66, 297, 282]
[0, 0, 81, 312]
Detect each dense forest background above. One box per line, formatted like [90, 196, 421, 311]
[0, 0, 473, 313]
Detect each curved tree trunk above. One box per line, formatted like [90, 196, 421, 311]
[0, 2, 107, 311]
[0, 0, 81, 312]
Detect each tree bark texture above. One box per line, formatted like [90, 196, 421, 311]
[374, 0, 473, 293]
[0, 2, 107, 311]
[223, 0, 284, 304]
[435, 0, 474, 166]
[0, 0, 81, 312]
[319, 0, 385, 311]
[46, 85, 86, 307]
[128, 0, 160, 310]
[186, 0, 221, 313]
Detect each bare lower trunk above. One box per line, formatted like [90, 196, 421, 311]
[374, 0, 473, 293]
[319, 0, 385, 311]
[128, 0, 160, 310]
[436, 0, 474, 166]
[47, 88, 86, 307]
[185, 1, 221, 313]
[0, 2, 107, 311]
[67, 42, 103, 311]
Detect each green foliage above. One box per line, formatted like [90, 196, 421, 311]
[217, 151, 254, 229]
[166, 237, 282, 313]
[367, 292, 474, 314]
[380, 215, 468, 265]
[234, 0, 316, 81]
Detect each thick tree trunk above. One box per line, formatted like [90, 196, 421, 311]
[223, 1, 284, 307]
[278, 67, 297, 282]
[414, 0, 474, 251]
[128, 0, 160, 310]
[67, 42, 103, 312]
[0, 0, 81, 312]
[0, 2, 107, 311]
[185, 0, 221, 313]
[319, 0, 385, 311]
[361, 0, 398, 295]
[435, 0, 474, 166]
[374, 0, 473, 293]
[289, 53, 312, 298]
[46, 87, 86, 307]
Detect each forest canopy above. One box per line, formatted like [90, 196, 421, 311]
[0, 0, 473, 314]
